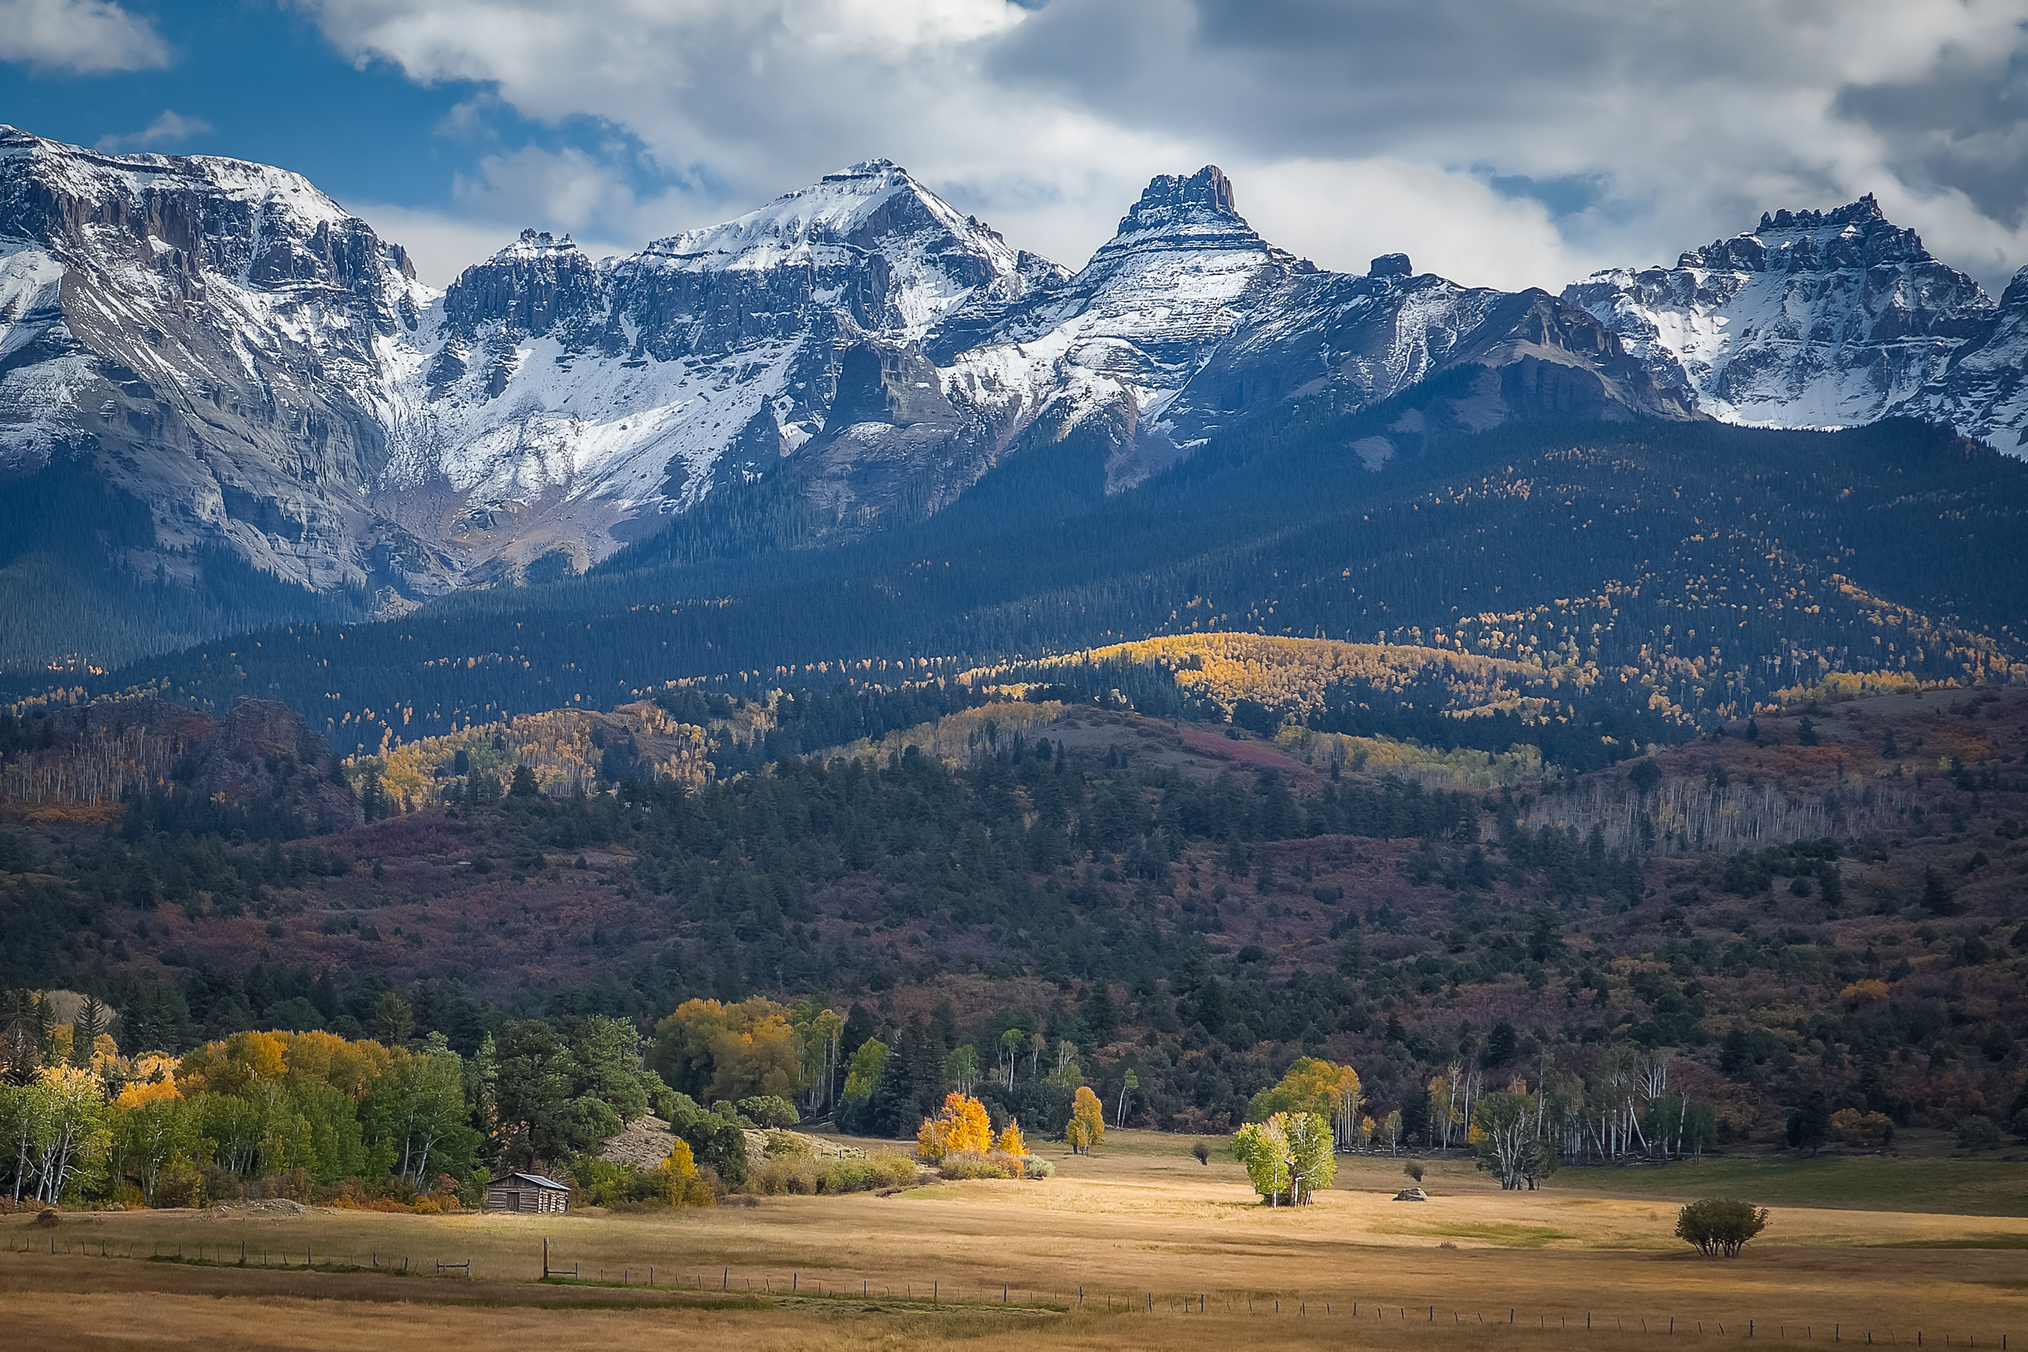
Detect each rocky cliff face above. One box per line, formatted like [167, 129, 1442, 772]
[1901, 266, 2028, 451]
[0, 126, 446, 604]
[1564, 196, 1999, 429]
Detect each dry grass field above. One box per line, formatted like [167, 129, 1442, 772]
[5, 1134, 2026, 1351]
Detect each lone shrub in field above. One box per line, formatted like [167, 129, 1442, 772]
[1956, 1115, 2000, 1151]
[1675, 1198, 1770, 1257]
[1192, 1141, 1211, 1165]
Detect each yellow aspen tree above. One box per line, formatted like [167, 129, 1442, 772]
[916, 1092, 992, 1162]
[996, 1118, 1027, 1156]
[1069, 1086, 1105, 1154]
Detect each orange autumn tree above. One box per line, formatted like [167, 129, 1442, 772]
[916, 1092, 993, 1163]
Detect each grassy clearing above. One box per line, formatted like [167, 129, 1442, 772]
[1538, 1153, 2028, 1218]
[1377, 1222, 1581, 1249]
[5, 1133, 2026, 1349]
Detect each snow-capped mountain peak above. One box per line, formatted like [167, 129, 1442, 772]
[630, 158, 1030, 340]
[1901, 262, 2028, 449]
[376, 160, 1072, 569]
[495, 228, 582, 260]
[1565, 195, 1995, 429]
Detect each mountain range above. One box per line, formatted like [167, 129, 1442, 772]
[8, 123, 2026, 677]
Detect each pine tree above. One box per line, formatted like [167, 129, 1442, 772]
[69, 997, 110, 1068]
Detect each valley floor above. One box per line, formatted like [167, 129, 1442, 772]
[5, 1132, 2024, 1350]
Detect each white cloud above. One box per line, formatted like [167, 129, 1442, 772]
[95, 110, 213, 153]
[1237, 159, 1601, 295]
[288, 0, 2028, 294]
[0, 0, 170, 74]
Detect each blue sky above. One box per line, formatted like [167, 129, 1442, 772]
[9, 3, 475, 205]
[1, 1, 690, 278]
[5, 0, 2026, 293]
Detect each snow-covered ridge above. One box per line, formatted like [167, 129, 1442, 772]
[1565, 193, 1999, 430]
[6, 122, 2027, 623]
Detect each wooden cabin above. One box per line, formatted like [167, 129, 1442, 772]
[485, 1171, 570, 1214]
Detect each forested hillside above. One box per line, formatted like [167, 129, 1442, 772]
[18, 406, 2028, 757]
[0, 460, 370, 676]
[3, 680, 2024, 1153]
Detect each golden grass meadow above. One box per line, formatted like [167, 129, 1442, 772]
[5, 1132, 2025, 1351]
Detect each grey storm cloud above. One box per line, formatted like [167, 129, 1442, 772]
[1836, 48, 2028, 228]
[298, 0, 2028, 294]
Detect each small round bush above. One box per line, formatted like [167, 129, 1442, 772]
[1022, 1157, 1056, 1180]
[1675, 1198, 1770, 1257]
[1956, 1115, 2001, 1150]
[738, 1096, 801, 1129]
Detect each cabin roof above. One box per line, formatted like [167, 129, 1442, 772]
[489, 1171, 568, 1191]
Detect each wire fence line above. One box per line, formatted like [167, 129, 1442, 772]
[4, 1233, 2018, 1349]
[4, 1232, 469, 1278]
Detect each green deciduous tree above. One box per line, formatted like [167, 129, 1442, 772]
[110, 1095, 193, 1204]
[363, 1050, 478, 1190]
[1232, 1116, 1290, 1204]
[1233, 1110, 1334, 1205]
[1675, 1198, 1770, 1257]
[1471, 1090, 1555, 1190]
